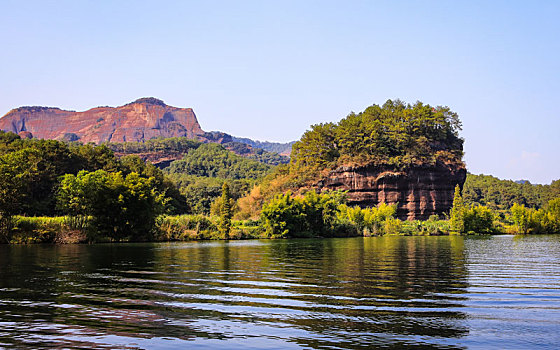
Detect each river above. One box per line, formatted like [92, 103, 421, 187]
[0, 235, 559, 349]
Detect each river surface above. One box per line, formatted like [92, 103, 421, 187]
[0, 235, 559, 349]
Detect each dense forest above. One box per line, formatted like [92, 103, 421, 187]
[464, 173, 560, 211]
[164, 143, 273, 214]
[105, 137, 289, 166]
[105, 137, 201, 154]
[0, 98, 559, 244]
[291, 99, 464, 171]
[0, 130, 276, 242]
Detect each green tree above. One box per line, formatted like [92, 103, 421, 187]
[450, 185, 466, 233]
[463, 205, 494, 233]
[260, 192, 306, 238]
[546, 198, 560, 232]
[511, 203, 531, 234]
[217, 182, 233, 238]
[260, 191, 347, 238]
[290, 99, 464, 172]
[57, 170, 165, 241]
[0, 149, 39, 241]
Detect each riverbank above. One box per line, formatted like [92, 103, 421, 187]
[2, 214, 552, 244]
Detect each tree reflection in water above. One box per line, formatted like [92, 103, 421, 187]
[0, 237, 469, 349]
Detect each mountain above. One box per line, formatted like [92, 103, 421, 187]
[0, 97, 204, 143]
[0, 98, 294, 160]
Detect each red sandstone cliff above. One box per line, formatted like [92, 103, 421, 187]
[0, 98, 204, 143]
[318, 163, 466, 221]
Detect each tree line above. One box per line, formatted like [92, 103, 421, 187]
[463, 173, 560, 211]
[291, 99, 464, 171]
[0, 131, 277, 242]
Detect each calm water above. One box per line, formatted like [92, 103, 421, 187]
[0, 235, 559, 349]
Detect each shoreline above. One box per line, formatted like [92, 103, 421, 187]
[2, 214, 549, 245]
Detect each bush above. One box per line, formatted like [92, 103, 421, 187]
[156, 215, 219, 241]
[337, 203, 398, 236]
[464, 205, 495, 233]
[510, 199, 560, 234]
[260, 191, 345, 238]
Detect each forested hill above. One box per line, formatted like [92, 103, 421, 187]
[0, 130, 277, 220]
[235, 99, 468, 221]
[104, 137, 289, 167]
[290, 99, 464, 172]
[464, 173, 560, 211]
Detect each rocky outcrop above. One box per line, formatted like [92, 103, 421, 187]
[0, 98, 205, 143]
[317, 163, 466, 220]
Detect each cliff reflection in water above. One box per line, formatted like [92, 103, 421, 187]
[150, 236, 469, 348]
[0, 237, 469, 349]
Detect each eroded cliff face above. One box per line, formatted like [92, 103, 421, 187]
[0, 98, 205, 143]
[318, 164, 466, 220]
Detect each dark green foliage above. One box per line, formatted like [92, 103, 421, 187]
[0, 130, 191, 241]
[163, 143, 272, 214]
[260, 191, 347, 238]
[106, 137, 288, 166]
[105, 137, 201, 154]
[218, 183, 233, 237]
[0, 131, 187, 217]
[225, 141, 289, 165]
[449, 184, 494, 233]
[166, 143, 272, 180]
[165, 174, 252, 214]
[0, 148, 40, 242]
[463, 173, 557, 211]
[291, 99, 464, 171]
[57, 170, 165, 241]
[119, 155, 188, 214]
[0, 132, 121, 216]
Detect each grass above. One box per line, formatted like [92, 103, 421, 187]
[3, 213, 520, 244]
[9, 216, 90, 244]
[155, 215, 264, 241]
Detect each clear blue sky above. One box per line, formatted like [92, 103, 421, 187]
[1, 0, 558, 184]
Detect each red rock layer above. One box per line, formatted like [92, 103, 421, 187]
[318, 164, 467, 220]
[0, 98, 204, 143]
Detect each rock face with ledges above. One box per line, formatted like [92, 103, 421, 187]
[0, 98, 204, 143]
[318, 163, 467, 220]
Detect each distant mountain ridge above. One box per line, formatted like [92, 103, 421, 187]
[0, 97, 294, 157]
[231, 136, 294, 156]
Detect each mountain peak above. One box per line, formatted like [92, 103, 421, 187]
[129, 97, 167, 107]
[0, 98, 203, 143]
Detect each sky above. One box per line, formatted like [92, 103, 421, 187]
[0, 0, 558, 184]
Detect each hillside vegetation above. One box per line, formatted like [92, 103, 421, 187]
[464, 173, 560, 212]
[105, 137, 289, 166]
[237, 99, 466, 217]
[291, 99, 464, 171]
[164, 143, 273, 214]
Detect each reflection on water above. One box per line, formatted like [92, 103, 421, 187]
[0, 235, 558, 349]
